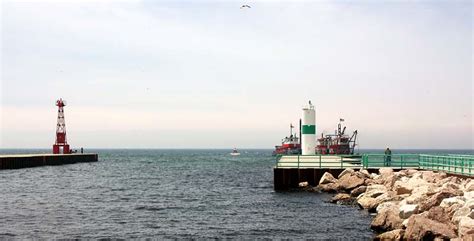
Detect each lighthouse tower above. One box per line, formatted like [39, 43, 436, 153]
[53, 98, 70, 154]
[301, 101, 316, 155]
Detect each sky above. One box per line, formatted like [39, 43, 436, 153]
[0, 0, 473, 149]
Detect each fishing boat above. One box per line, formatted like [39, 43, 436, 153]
[272, 124, 301, 156]
[316, 119, 358, 155]
[272, 119, 358, 156]
[230, 148, 241, 156]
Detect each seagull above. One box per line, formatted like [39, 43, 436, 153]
[240, 4, 251, 9]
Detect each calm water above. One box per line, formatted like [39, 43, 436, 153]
[0, 149, 377, 239]
[1, 149, 472, 239]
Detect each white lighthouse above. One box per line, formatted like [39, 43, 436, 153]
[301, 101, 316, 155]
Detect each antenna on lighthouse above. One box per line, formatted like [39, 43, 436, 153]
[53, 98, 70, 154]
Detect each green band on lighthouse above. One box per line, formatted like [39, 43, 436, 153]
[302, 125, 316, 134]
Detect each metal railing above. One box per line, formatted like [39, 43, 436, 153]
[275, 154, 362, 169]
[275, 153, 474, 176]
[418, 154, 474, 176]
[361, 154, 419, 169]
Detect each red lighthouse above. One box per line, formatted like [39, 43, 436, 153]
[53, 98, 70, 154]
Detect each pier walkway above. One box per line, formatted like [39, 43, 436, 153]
[0, 153, 98, 170]
[274, 153, 474, 190]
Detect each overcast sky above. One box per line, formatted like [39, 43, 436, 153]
[1, 0, 472, 149]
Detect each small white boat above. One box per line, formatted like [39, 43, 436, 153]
[230, 148, 241, 156]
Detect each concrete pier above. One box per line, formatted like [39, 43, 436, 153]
[274, 155, 362, 190]
[0, 153, 98, 170]
[274, 153, 474, 190]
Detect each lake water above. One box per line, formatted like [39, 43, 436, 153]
[0, 149, 378, 239]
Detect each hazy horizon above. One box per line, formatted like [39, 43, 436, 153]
[1, 147, 474, 151]
[1, 0, 473, 149]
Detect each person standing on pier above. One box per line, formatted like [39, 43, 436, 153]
[384, 148, 392, 166]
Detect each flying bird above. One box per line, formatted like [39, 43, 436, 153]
[240, 4, 251, 9]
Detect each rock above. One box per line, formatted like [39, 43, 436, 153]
[319, 172, 337, 185]
[375, 201, 398, 213]
[357, 186, 386, 203]
[443, 202, 465, 222]
[371, 202, 403, 231]
[441, 176, 461, 186]
[442, 182, 461, 191]
[371, 173, 380, 179]
[317, 182, 341, 193]
[298, 181, 309, 188]
[463, 179, 474, 192]
[358, 169, 372, 179]
[395, 185, 412, 195]
[374, 229, 404, 241]
[379, 167, 394, 177]
[440, 196, 465, 209]
[358, 192, 395, 212]
[452, 206, 472, 225]
[399, 204, 418, 219]
[364, 178, 378, 186]
[338, 168, 355, 179]
[406, 174, 430, 189]
[331, 193, 352, 205]
[418, 188, 464, 212]
[402, 218, 409, 228]
[404, 215, 457, 240]
[458, 216, 474, 240]
[393, 179, 413, 195]
[402, 184, 437, 205]
[466, 199, 474, 209]
[383, 174, 398, 190]
[399, 169, 418, 177]
[421, 171, 447, 183]
[338, 172, 365, 190]
[464, 191, 474, 200]
[350, 185, 367, 197]
[426, 206, 456, 225]
[357, 196, 380, 212]
[366, 184, 388, 193]
[469, 210, 474, 219]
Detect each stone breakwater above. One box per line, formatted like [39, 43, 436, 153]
[304, 168, 474, 240]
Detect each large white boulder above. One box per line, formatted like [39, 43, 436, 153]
[357, 186, 395, 212]
[401, 184, 437, 205]
[319, 172, 337, 185]
[406, 174, 430, 189]
[399, 204, 418, 219]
